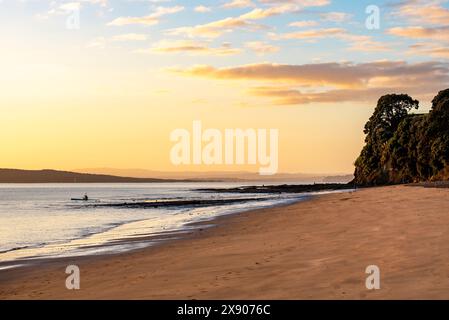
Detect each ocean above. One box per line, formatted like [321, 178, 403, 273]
[0, 182, 326, 268]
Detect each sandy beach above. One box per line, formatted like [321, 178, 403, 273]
[2, 185, 449, 299]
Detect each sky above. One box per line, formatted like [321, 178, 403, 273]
[1, 0, 449, 174]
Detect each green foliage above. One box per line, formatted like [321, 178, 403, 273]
[353, 89, 449, 185]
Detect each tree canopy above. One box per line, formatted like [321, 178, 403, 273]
[353, 89, 449, 185]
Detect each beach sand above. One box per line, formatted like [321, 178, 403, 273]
[2, 185, 449, 299]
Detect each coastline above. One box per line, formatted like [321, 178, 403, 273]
[0, 196, 307, 285]
[2, 185, 449, 299]
[0, 187, 314, 266]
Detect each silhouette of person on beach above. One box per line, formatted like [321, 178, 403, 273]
[83, 193, 89, 201]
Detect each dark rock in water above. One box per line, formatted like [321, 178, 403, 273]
[197, 183, 354, 194]
[88, 197, 269, 209]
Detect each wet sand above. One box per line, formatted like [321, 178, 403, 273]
[2, 185, 449, 299]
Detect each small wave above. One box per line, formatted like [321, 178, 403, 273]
[0, 245, 30, 254]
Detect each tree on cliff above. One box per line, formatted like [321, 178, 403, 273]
[354, 94, 419, 185]
[353, 89, 449, 185]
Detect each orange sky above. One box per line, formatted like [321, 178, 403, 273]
[1, 0, 447, 174]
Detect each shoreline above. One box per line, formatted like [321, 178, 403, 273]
[0, 197, 308, 298]
[0, 192, 312, 270]
[2, 185, 449, 299]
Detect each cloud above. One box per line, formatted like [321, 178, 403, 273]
[222, 0, 256, 9]
[392, 0, 449, 25]
[108, 6, 184, 26]
[248, 85, 443, 105]
[289, 20, 319, 27]
[86, 33, 147, 49]
[111, 33, 148, 41]
[240, 4, 301, 20]
[408, 43, 449, 59]
[319, 11, 353, 23]
[169, 0, 329, 38]
[170, 61, 448, 87]
[240, 0, 332, 20]
[137, 40, 241, 56]
[338, 34, 390, 52]
[258, 0, 330, 6]
[167, 17, 266, 38]
[82, 0, 108, 6]
[86, 37, 107, 49]
[169, 60, 449, 104]
[388, 26, 449, 42]
[272, 27, 345, 39]
[245, 41, 280, 54]
[59, 2, 81, 11]
[195, 5, 211, 13]
[272, 28, 389, 52]
[248, 86, 385, 104]
[36, 0, 108, 20]
[41, 1, 80, 18]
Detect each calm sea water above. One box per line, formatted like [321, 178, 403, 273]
[0, 182, 325, 267]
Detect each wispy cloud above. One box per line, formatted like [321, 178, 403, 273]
[388, 26, 449, 42]
[37, 1, 81, 19]
[86, 36, 107, 48]
[169, 0, 330, 38]
[82, 0, 108, 6]
[320, 11, 353, 23]
[171, 61, 445, 87]
[86, 33, 148, 49]
[194, 5, 212, 13]
[137, 40, 241, 56]
[272, 27, 346, 40]
[108, 6, 184, 26]
[391, 0, 449, 25]
[222, 0, 256, 9]
[248, 85, 441, 105]
[167, 17, 266, 38]
[170, 61, 449, 104]
[258, 0, 330, 6]
[408, 42, 449, 58]
[339, 34, 390, 52]
[271, 28, 389, 52]
[111, 33, 148, 41]
[289, 20, 319, 27]
[245, 41, 280, 54]
[36, 0, 108, 20]
[240, 4, 301, 20]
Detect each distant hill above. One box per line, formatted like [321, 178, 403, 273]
[74, 168, 353, 183]
[0, 168, 354, 184]
[0, 169, 183, 183]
